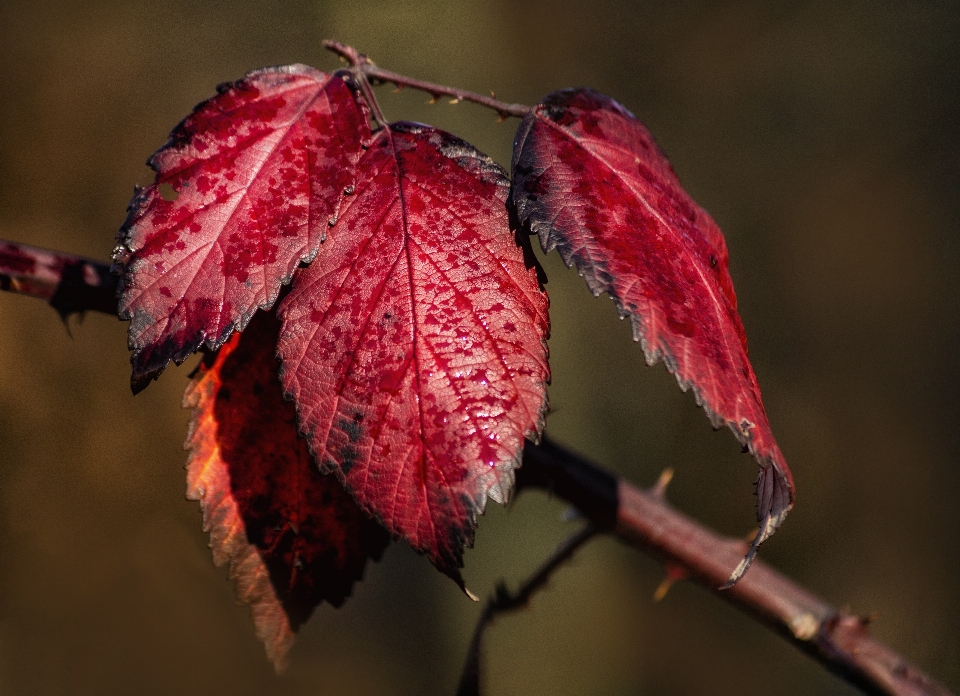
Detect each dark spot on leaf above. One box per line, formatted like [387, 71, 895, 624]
[513, 85, 794, 544]
[339, 417, 363, 444]
[542, 104, 565, 122]
[339, 444, 359, 474]
[276, 121, 549, 579]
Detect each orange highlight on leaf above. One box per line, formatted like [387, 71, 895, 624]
[184, 310, 389, 670]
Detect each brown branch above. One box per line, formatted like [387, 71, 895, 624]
[323, 40, 531, 120]
[518, 438, 954, 696]
[0, 240, 953, 696]
[0, 241, 118, 320]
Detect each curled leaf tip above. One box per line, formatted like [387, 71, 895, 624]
[720, 513, 777, 589]
[511, 86, 797, 575]
[721, 467, 793, 589]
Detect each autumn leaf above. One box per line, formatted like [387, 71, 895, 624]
[114, 65, 369, 392]
[184, 309, 389, 670]
[276, 123, 550, 582]
[511, 88, 794, 580]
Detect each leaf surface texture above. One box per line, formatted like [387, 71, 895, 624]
[116, 66, 368, 391]
[277, 123, 550, 580]
[511, 88, 794, 573]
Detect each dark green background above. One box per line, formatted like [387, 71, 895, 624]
[1, 1, 958, 694]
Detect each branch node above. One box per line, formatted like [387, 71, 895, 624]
[788, 612, 820, 641]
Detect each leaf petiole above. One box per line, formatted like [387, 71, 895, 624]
[323, 40, 531, 120]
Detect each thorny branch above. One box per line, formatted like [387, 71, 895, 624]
[0, 239, 951, 696]
[0, 241, 118, 320]
[323, 40, 532, 120]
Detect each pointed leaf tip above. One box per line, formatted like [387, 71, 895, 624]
[512, 87, 795, 551]
[277, 122, 550, 578]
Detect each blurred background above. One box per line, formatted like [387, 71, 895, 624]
[1, 1, 958, 694]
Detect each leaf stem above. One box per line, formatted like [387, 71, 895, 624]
[323, 40, 531, 120]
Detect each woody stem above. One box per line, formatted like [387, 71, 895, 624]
[0, 239, 952, 696]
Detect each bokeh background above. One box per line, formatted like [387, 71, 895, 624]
[1, 1, 958, 694]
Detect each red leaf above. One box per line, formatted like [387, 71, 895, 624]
[511, 89, 794, 579]
[115, 65, 369, 392]
[184, 309, 389, 669]
[276, 123, 550, 581]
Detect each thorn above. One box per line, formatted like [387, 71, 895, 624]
[653, 577, 674, 602]
[392, 85, 403, 93]
[654, 563, 689, 601]
[496, 114, 507, 123]
[489, 90, 497, 99]
[465, 587, 480, 602]
[449, 97, 460, 105]
[339, 56, 347, 63]
[652, 468, 674, 499]
[427, 95, 439, 105]
[60, 311, 75, 337]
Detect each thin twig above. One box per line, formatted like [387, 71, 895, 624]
[0, 249, 954, 695]
[323, 40, 531, 120]
[456, 524, 599, 696]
